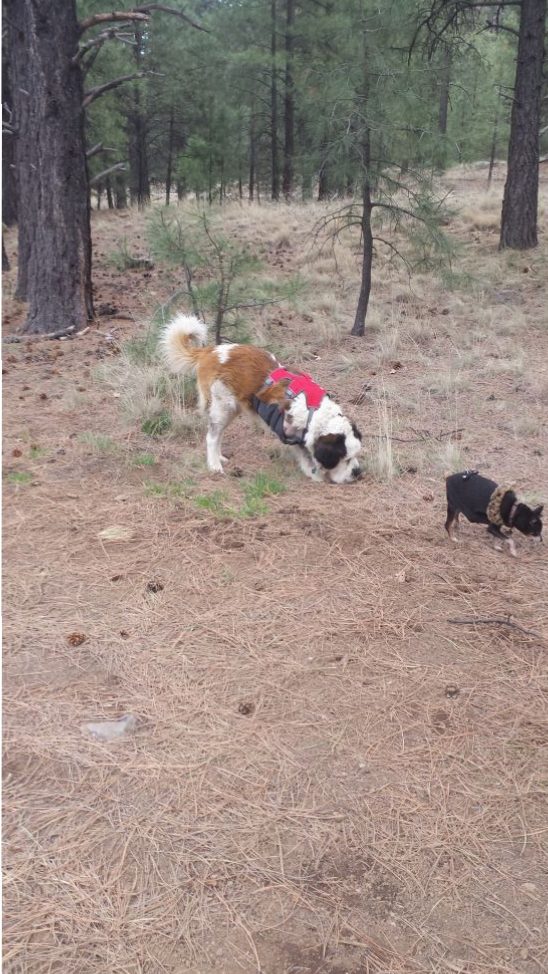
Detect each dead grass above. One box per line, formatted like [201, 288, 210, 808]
[3, 164, 548, 974]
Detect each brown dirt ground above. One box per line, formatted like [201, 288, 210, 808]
[3, 168, 548, 974]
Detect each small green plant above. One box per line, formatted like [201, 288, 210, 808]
[29, 445, 45, 460]
[241, 473, 286, 516]
[132, 452, 157, 467]
[144, 480, 192, 499]
[79, 432, 119, 454]
[141, 410, 172, 437]
[107, 237, 135, 272]
[194, 490, 235, 518]
[5, 470, 33, 485]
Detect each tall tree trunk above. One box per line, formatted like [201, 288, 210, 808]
[282, 0, 295, 200]
[106, 178, 114, 209]
[500, 0, 546, 249]
[487, 87, 502, 188]
[2, 47, 17, 227]
[165, 105, 175, 205]
[438, 43, 452, 135]
[114, 174, 128, 209]
[318, 157, 330, 200]
[2, 238, 10, 272]
[249, 111, 257, 201]
[9, 0, 93, 333]
[271, 0, 280, 200]
[129, 29, 150, 208]
[351, 121, 373, 337]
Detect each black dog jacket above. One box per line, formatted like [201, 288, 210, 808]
[251, 398, 306, 446]
[446, 470, 498, 524]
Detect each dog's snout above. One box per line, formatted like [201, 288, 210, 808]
[351, 465, 363, 481]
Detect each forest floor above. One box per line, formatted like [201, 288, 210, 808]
[3, 165, 548, 974]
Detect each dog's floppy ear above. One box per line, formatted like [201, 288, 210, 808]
[255, 378, 291, 408]
[351, 421, 362, 441]
[313, 433, 347, 470]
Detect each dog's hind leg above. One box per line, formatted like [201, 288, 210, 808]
[445, 504, 460, 542]
[206, 380, 239, 473]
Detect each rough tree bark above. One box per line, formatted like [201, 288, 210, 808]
[500, 0, 546, 249]
[2, 44, 18, 227]
[249, 110, 257, 202]
[114, 174, 128, 208]
[8, 0, 93, 332]
[438, 43, 452, 135]
[351, 128, 373, 337]
[282, 0, 295, 200]
[128, 28, 151, 208]
[271, 0, 280, 200]
[165, 104, 175, 205]
[487, 86, 502, 188]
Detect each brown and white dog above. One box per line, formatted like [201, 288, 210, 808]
[160, 314, 363, 483]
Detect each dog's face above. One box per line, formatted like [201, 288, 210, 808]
[514, 503, 543, 539]
[312, 424, 362, 483]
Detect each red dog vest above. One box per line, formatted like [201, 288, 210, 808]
[266, 367, 326, 409]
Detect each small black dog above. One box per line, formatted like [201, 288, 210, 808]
[445, 470, 543, 556]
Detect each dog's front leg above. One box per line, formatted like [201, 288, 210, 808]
[206, 421, 225, 473]
[487, 523, 517, 557]
[292, 446, 325, 482]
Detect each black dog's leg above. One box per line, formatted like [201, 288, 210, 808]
[445, 504, 460, 542]
[487, 523, 517, 557]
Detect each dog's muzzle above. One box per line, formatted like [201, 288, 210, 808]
[351, 465, 363, 481]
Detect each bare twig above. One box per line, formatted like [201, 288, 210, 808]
[89, 163, 127, 186]
[83, 73, 145, 108]
[447, 616, 543, 640]
[360, 428, 463, 444]
[79, 11, 149, 34]
[133, 3, 209, 32]
[73, 28, 137, 64]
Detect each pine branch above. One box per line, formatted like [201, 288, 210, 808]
[83, 73, 145, 108]
[79, 11, 149, 35]
[133, 4, 209, 33]
[74, 28, 136, 63]
[89, 162, 127, 186]
[87, 143, 118, 160]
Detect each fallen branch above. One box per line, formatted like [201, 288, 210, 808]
[360, 427, 463, 444]
[4, 325, 77, 342]
[447, 616, 542, 640]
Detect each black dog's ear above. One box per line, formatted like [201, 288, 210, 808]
[351, 422, 362, 441]
[534, 505, 544, 517]
[313, 433, 347, 470]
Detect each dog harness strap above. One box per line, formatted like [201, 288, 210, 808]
[508, 499, 520, 527]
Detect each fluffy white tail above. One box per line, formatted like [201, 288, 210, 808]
[159, 314, 209, 375]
